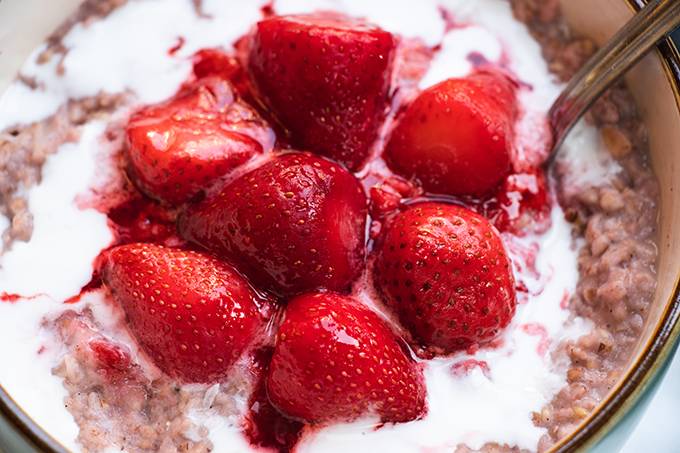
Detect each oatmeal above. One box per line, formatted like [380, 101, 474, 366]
[0, 93, 126, 251]
[0, 1, 659, 453]
[52, 310, 253, 453]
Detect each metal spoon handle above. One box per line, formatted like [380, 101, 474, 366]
[548, 0, 680, 158]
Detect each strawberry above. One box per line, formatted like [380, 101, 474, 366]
[126, 77, 266, 205]
[178, 152, 368, 296]
[248, 13, 396, 170]
[266, 292, 426, 424]
[384, 70, 518, 196]
[373, 202, 516, 354]
[102, 243, 266, 383]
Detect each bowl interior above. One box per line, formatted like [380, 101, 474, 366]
[0, 0, 679, 452]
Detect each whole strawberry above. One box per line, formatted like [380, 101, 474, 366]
[178, 152, 368, 296]
[266, 292, 426, 424]
[126, 77, 265, 205]
[373, 203, 516, 354]
[248, 13, 396, 170]
[102, 243, 265, 383]
[385, 70, 518, 196]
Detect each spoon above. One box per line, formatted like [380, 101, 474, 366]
[547, 0, 680, 164]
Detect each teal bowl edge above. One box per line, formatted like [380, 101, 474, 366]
[589, 338, 680, 452]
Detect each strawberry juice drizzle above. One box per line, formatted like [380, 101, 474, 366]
[106, 195, 181, 246]
[168, 36, 186, 56]
[261, 1, 277, 18]
[451, 359, 491, 379]
[244, 348, 304, 453]
[0, 292, 23, 303]
[520, 323, 551, 357]
[64, 278, 104, 305]
[1, 292, 47, 303]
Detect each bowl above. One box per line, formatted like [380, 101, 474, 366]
[0, 0, 678, 452]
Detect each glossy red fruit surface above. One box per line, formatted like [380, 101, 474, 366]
[102, 243, 265, 382]
[385, 70, 518, 197]
[248, 13, 396, 170]
[266, 292, 426, 424]
[126, 77, 264, 204]
[178, 152, 368, 296]
[373, 202, 516, 354]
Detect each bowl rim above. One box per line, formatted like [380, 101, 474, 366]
[551, 1, 680, 450]
[1, 1, 680, 452]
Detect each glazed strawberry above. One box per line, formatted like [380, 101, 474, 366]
[126, 77, 265, 205]
[178, 152, 367, 296]
[248, 13, 396, 170]
[102, 243, 265, 383]
[266, 292, 426, 424]
[373, 202, 516, 354]
[385, 70, 518, 196]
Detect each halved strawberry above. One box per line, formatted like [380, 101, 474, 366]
[102, 243, 266, 383]
[373, 202, 516, 354]
[266, 292, 426, 424]
[385, 70, 518, 196]
[248, 13, 396, 170]
[178, 152, 368, 296]
[125, 77, 267, 205]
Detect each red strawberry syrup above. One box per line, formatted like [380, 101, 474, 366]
[261, 1, 276, 18]
[451, 359, 491, 379]
[244, 348, 304, 453]
[168, 36, 186, 56]
[106, 195, 181, 246]
[64, 278, 104, 304]
[520, 323, 551, 356]
[0, 292, 22, 303]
